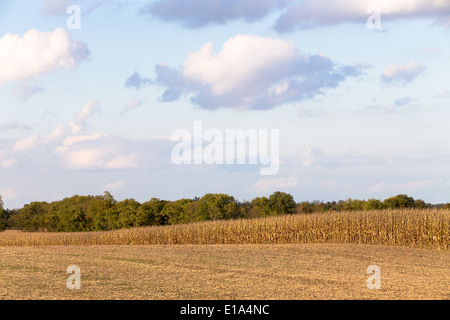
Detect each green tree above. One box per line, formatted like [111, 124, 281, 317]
[55, 196, 86, 232]
[116, 198, 141, 228]
[86, 197, 106, 230]
[0, 195, 6, 231]
[102, 191, 117, 208]
[136, 198, 168, 226]
[161, 199, 193, 225]
[414, 199, 427, 209]
[363, 199, 385, 211]
[342, 198, 365, 211]
[19, 202, 48, 231]
[68, 207, 88, 232]
[196, 194, 239, 221]
[297, 201, 316, 214]
[5, 209, 23, 230]
[383, 194, 415, 209]
[269, 191, 297, 215]
[250, 197, 271, 217]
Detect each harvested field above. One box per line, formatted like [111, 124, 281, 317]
[0, 244, 448, 300]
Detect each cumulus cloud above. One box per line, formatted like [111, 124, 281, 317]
[137, 34, 362, 110]
[0, 28, 90, 85]
[275, 0, 450, 32]
[141, 0, 292, 28]
[381, 61, 425, 85]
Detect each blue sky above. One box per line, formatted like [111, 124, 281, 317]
[1, 0, 450, 209]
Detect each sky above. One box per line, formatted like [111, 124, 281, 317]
[0, 0, 450, 209]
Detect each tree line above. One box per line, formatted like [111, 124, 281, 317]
[0, 192, 448, 232]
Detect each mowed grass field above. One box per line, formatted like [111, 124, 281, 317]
[0, 209, 449, 299]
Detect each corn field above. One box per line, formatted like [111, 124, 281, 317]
[0, 209, 448, 250]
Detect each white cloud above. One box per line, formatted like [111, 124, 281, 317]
[68, 101, 101, 134]
[41, 0, 71, 15]
[434, 90, 450, 100]
[0, 188, 18, 201]
[391, 179, 442, 192]
[1, 158, 17, 168]
[56, 147, 109, 170]
[0, 100, 173, 173]
[275, 0, 450, 32]
[142, 0, 292, 28]
[0, 28, 89, 85]
[182, 35, 300, 96]
[55, 141, 142, 171]
[0, 121, 31, 131]
[251, 175, 298, 192]
[45, 123, 70, 142]
[124, 72, 153, 89]
[368, 182, 389, 193]
[12, 134, 39, 153]
[381, 61, 425, 85]
[62, 133, 107, 147]
[139, 0, 450, 32]
[121, 98, 145, 115]
[12, 83, 44, 101]
[103, 180, 126, 191]
[147, 34, 362, 110]
[300, 144, 317, 167]
[105, 154, 139, 170]
[394, 96, 414, 106]
[42, 0, 124, 16]
[369, 179, 442, 194]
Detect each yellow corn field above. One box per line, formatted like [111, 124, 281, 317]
[0, 209, 448, 250]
